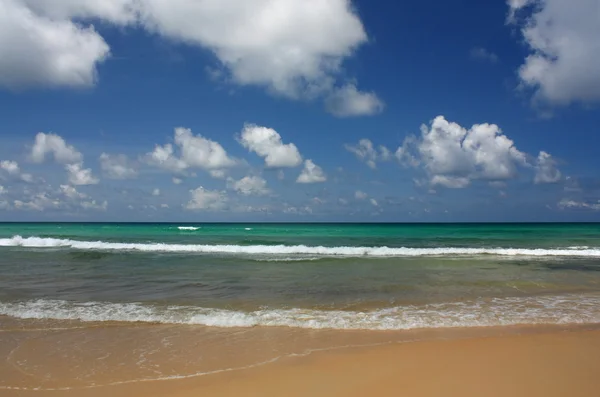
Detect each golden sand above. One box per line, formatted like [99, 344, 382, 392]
[3, 327, 600, 397]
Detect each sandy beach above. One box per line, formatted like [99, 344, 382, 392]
[3, 326, 600, 397]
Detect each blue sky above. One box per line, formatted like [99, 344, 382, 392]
[0, 0, 599, 222]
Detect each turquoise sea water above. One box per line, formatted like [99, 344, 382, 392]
[1, 223, 600, 330]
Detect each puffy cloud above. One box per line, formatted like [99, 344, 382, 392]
[430, 175, 471, 189]
[30, 133, 82, 164]
[558, 199, 600, 211]
[99, 153, 137, 179]
[66, 163, 99, 185]
[13, 192, 61, 211]
[355, 190, 368, 200]
[508, 0, 600, 106]
[470, 47, 498, 63]
[0, 185, 5, 195]
[146, 127, 236, 174]
[172, 177, 183, 185]
[239, 124, 302, 168]
[0, 0, 110, 89]
[227, 176, 269, 196]
[60, 184, 86, 199]
[534, 151, 561, 184]
[369, 198, 378, 207]
[0, 160, 20, 175]
[80, 199, 108, 211]
[297, 160, 326, 183]
[2, 0, 381, 116]
[325, 84, 384, 117]
[209, 169, 227, 179]
[185, 187, 228, 211]
[345, 139, 391, 169]
[1, 160, 36, 183]
[152, 188, 160, 196]
[396, 116, 530, 188]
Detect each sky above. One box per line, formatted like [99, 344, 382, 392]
[0, 0, 599, 222]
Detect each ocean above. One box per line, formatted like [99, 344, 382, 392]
[1, 222, 600, 389]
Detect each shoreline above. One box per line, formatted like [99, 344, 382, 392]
[2, 323, 600, 396]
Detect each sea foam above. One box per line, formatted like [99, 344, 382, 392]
[1, 295, 599, 330]
[1, 236, 600, 257]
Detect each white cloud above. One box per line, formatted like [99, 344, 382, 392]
[209, 169, 227, 179]
[508, 0, 600, 106]
[160, 203, 169, 208]
[13, 192, 61, 211]
[239, 124, 302, 168]
[297, 159, 326, 183]
[558, 199, 600, 211]
[2, 1, 380, 116]
[396, 116, 530, 188]
[355, 190, 368, 200]
[152, 188, 160, 196]
[0, 160, 20, 175]
[369, 198, 378, 207]
[430, 175, 471, 189]
[146, 127, 236, 173]
[534, 151, 561, 184]
[99, 153, 137, 179]
[172, 177, 183, 185]
[30, 132, 83, 164]
[1, 160, 36, 183]
[0, 185, 5, 195]
[185, 187, 227, 211]
[60, 184, 87, 199]
[470, 47, 498, 63]
[227, 176, 269, 196]
[345, 139, 391, 169]
[80, 199, 108, 211]
[66, 163, 99, 185]
[0, 0, 110, 89]
[325, 84, 384, 117]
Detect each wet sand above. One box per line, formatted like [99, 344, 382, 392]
[3, 325, 600, 397]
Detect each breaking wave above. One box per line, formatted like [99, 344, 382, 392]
[1, 236, 600, 258]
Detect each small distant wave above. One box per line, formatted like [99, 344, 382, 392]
[2, 236, 600, 258]
[177, 226, 200, 231]
[1, 295, 599, 330]
[245, 228, 253, 231]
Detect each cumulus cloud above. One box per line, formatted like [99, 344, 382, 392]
[396, 116, 530, 188]
[355, 190, 368, 200]
[146, 127, 236, 174]
[66, 163, 99, 185]
[297, 160, 326, 184]
[227, 176, 270, 196]
[99, 153, 137, 179]
[558, 199, 600, 211]
[345, 139, 391, 169]
[30, 133, 82, 164]
[239, 124, 303, 168]
[185, 186, 227, 211]
[508, 0, 600, 106]
[172, 177, 183, 185]
[152, 188, 160, 196]
[0, 160, 20, 175]
[0, 0, 110, 89]
[0, 160, 35, 183]
[325, 84, 384, 117]
[1, 0, 381, 116]
[534, 151, 561, 184]
[80, 200, 108, 211]
[60, 184, 87, 199]
[470, 47, 499, 63]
